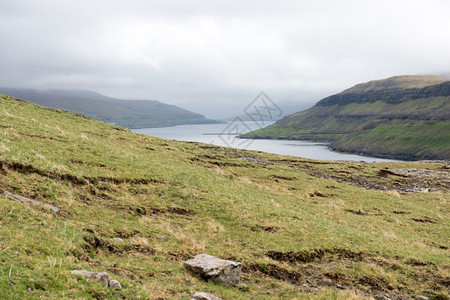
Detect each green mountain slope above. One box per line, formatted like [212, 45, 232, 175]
[0, 94, 449, 299]
[0, 88, 217, 128]
[242, 75, 450, 160]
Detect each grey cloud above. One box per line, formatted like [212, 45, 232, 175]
[0, 0, 449, 118]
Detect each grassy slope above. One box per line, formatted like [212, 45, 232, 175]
[243, 76, 450, 160]
[0, 94, 449, 299]
[0, 88, 217, 129]
[341, 75, 448, 92]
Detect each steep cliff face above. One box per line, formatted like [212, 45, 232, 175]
[243, 75, 450, 160]
[317, 80, 450, 106]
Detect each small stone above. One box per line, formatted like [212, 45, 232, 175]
[318, 278, 333, 286]
[306, 287, 319, 293]
[70, 270, 110, 286]
[416, 296, 429, 300]
[184, 254, 242, 286]
[111, 238, 124, 243]
[156, 234, 167, 240]
[191, 292, 222, 300]
[108, 279, 122, 290]
[351, 174, 364, 183]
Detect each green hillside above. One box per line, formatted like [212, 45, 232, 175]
[242, 75, 450, 160]
[0, 88, 218, 128]
[0, 94, 449, 299]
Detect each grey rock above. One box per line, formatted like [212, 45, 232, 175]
[317, 278, 333, 286]
[70, 270, 110, 286]
[351, 174, 364, 183]
[416, 296, 429, 300]
[306, 287, 319, 293]
[4, 191, 60, 213]
[70, 270, 122, 289]
[111, 237, 124, 243]
[191, 292, 222, 300]
[108, 279, 122, 289]
[184, 254, 242, 286]
[156, 234, 167, 240]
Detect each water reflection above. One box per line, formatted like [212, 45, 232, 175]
[133, 122, 400, 162]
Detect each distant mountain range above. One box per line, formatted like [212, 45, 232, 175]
[242, 75, 450, 160]
[0, 88, 218, 129]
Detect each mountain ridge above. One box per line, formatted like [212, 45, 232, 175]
[0, 87, 218, 129]
[242, 75, 450, 160]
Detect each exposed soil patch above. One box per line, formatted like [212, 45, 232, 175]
[266, 248, 368, 264]
[1, 160, 163, 186]
[119, 205, 193, 217]
[126, 244, 156, 255]
[114, 229, 142, 239]
[23, 133, 65, 142]
[3, 160, 159, 194]
[85, 176, 162, 185]
[404, 259, 435, 267]
[83, 235, 119, 253]
[345, 209, 369, 216]
[83, 235, 155, 256]
[377, 169, 408, 178]
[149, 206, 193, 216]
[393, 211, 410, 215]
[69, 159, 114, 170]
[245, 261, 403, 299]
[250, 225, 279, 233]
[271, 174, 297, 181]
[244, 263, 301, 285]
[308, 189, 329, 197]
[261, 248, 449, 298]
[190, 156, 247, 168]
[311, 166, 449, 193]
[356, 275, 393, 292]
[325, 185, 339, 189]
[109, 265, 145, 280]
[237, 155, 271, 165]
[411, 217, 437, 224]
[0, 160, 87, 185]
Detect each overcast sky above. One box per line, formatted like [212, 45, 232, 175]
[1, 0, 449, 118]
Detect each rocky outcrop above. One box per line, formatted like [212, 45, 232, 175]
[108, 279, 123, 290]
[184, 254, 242, 286]
[110, 237, 124, 243]
[191, 292, 222, 300]
[3, 191, 60, 213]
[318, 81, 450, 106]
[70, 270, 122, 289]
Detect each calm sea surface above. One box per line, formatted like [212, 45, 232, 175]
[133, 121, 399, 162]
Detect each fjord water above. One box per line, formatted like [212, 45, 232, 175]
[133, 121, 398, 162]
